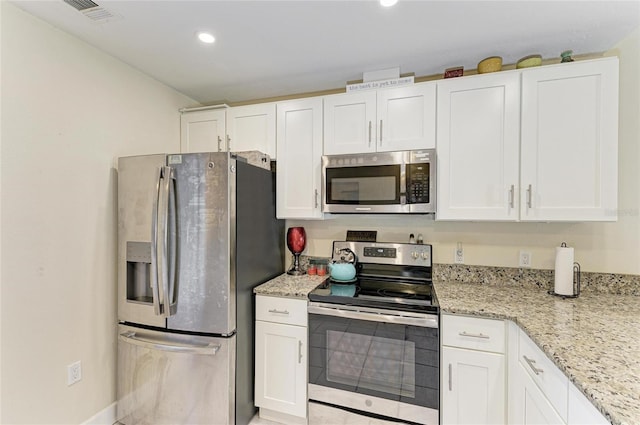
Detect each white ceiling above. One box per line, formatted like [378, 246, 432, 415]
[10, 0, 640, 105]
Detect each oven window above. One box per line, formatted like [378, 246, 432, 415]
[325, 165, 400, 204]
[309, 313, 439, 410]
[326, 330, 416, 398]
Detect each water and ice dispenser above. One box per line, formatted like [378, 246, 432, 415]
[125, 241, 152, 303]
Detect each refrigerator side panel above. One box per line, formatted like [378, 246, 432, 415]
[118, 154, 167, 328]
[116, 324, 234, 425]
[235, 161, 285, 424]
[167, 152, 234, 334]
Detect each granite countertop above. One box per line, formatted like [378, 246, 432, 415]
[254, 273, 639, 424]
[435, 281, 640, 425]
[254, 273, 325, 299]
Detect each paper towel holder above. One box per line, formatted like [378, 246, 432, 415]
[548, 256, 581, 298]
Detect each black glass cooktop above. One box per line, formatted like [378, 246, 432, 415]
[308, 276, 438, 313]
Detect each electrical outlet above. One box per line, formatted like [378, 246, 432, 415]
[67, 361, 82, 386]
[519, 251, 532, 268]
[454, 245, 464, 264]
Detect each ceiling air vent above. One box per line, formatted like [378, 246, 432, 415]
[63, 0, 99, 11]
[63, 0, 122, 23]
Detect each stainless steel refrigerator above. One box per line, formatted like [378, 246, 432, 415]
[116, 152, 284, 425]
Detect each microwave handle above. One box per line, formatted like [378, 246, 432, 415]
[400, 162, 407, 205]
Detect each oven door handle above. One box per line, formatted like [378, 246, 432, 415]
[308, 305, 438, 328]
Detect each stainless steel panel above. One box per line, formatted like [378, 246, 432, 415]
[166, 153, 235, 335]
[116, 324, 234, 425]
[118, 154, 167, 328]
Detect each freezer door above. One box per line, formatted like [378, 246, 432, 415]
[167, 152, 235, 334]
[116, 324, 234, 425]
[118, 154, 169, 328]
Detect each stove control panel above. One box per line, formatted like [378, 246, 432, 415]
[333, 241, 432, 266]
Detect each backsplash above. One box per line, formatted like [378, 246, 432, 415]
[296, 255, 640, 295]
[434, 264, 640, 295]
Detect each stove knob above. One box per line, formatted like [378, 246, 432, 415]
[421, 252, 430, 261]
[411, 252, 419, 260]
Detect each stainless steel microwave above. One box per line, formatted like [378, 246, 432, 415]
[322, 149, 436, 214]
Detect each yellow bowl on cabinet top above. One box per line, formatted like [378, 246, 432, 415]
[477, 56, 502, 73]
[517, 54, 542, 69]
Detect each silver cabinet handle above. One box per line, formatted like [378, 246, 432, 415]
[527, 184, 533, 209]
[119, 332, 221, 355]
[459, 331, 490, 339]
[298, 340, 303, 364]
[523, 355, 544, 375]
[268, 309, 289, 315]
[368, 121, 372, 147]
[315, 189, 319, 209]
[217, 136, 222, 152]
[509, 185, 515, 209]
[448, 363, 452, 391]
[226, 135, 231, 150]
[379, 120, 383, 145]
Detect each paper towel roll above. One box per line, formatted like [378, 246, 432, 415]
[554, 245, 575, 296]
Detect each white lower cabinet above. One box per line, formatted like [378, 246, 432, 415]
[441, 314, 506, 425]
[442, 318, 609, 425]
[513, 362, 565, 425]
[507, 321, 608, 425]
[255, 295, 308, 424]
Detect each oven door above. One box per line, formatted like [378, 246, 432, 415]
[308, 303, 439, 425]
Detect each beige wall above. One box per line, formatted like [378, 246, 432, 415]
[289, 28, 640, 276]
[0, 3, 195, 423]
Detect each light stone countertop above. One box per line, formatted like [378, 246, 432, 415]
[254, 273, 639, 425]
[434, 281, 640, 425]
[254, 273, 325, 299]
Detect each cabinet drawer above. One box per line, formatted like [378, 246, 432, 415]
[442, 314, 505, 353]
[518, 330, 569, 422]
[256, 295, 308, 326]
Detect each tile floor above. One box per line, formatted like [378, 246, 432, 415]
[249, 402, 410, 425]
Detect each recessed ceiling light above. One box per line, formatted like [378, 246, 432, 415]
[197, 32, 215, 44]
[380, 0, 398, 7]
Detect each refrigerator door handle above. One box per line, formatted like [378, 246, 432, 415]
[119, 331, 221, 355]
[163, 166, 178, 317]
[150, 166, 163, 316]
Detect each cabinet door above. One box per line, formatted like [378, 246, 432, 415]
[323, 91, 377, 154]
[436, 72, 520, 220]
[180, 109, 227, 153]
[512, 363, 565, 425]
[520, 57, 619, 221]
[377, 83, 436, 152]
[441, 346, 506, 425]
[567, 384, 609, 425]
[276, 98, 323, 219]
[255, 320, 307, 418]
[227, 103, 277, 158]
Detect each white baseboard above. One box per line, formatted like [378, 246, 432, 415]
[81, 402, 117, 425]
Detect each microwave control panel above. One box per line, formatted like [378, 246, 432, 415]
[407, 163, 430, 204]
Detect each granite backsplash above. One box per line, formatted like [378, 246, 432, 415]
[297, 255, 640, 296]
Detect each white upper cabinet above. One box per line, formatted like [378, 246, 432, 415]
[436, 72, 521, 221]
[437, 57, 619, 222]
[180, 108, 227, 153]
[520, 57, 619, 221]
[276, 98, 324, 219]
[226, 103, 277, 159]
[323, 91, 377, 154]
[323, 82, 436, 155]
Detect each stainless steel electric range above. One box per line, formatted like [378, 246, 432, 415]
[308, 241, 439, 425]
